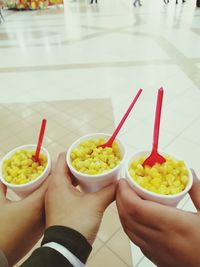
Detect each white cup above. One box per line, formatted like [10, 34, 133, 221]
[66, 133, 126, 192]
[0, 144, 51, 198]
[125, 150, 193, 206]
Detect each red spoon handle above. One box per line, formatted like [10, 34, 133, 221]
[108, 88, 143, 145]
[153, 88, 164, 152]
[35, 119, 47, 161]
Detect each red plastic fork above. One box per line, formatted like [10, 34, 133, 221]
[143, 87, 166, 167]
[97, 89, 143, 149]
[32, 118, 47, 163]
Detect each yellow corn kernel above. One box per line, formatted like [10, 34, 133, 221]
[129, 168, 136, 178]
[169, 187, 181, 195]
[181, 167, 189, 176]
[158, 185, 169, 194]
[151, 178, 161, 188]
[166, 174, 175, 184]
[181, 175, 188, 185]
[99, 154, 107, 162]
[148, 185, 157, 193]
[32, 162, 39, 168]
[5, 176, 12, 182]
[131, 160, 140, 169]
[178, 160, 185, 167]
[87, 169, 97, 175]
[173, 180, 181, 187]
[19, 179, 28, 184]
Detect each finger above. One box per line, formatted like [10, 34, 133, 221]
[116, 189, 156, 240]
[140, 248, 156, 265]
[120, 213, 160, 266]
[116, 184, 160, 241]
[125, 227, 148, 250]
[189, 169, 200, 211]
[125, 215, 159, 244]
[116, 182, 129, 223]
[55, 152, 68, 175]
[117, 179, 156, 228]
[50, 160, 57, 175]
[68, 168, 78, 186]
[93, 182, 117, 211]
[0, 181, 6, 202]
[117, 179, 186, 230]
[54, 152, 73, 185]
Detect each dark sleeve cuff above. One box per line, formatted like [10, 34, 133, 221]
[20, 247, 73, 267]
[41, 226, 92, 263]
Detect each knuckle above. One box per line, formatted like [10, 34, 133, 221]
[127, 202, 141, 219]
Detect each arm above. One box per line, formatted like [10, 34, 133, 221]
[20, 152, 116, 267]
[0, 179, 48, 266]
[116, 170, 200, 267]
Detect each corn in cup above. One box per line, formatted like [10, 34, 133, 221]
[129, 155, 189, 195]
[3, 150, 47, 185]
[70, 138, 121, 175]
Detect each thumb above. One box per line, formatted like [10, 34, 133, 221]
[53, 152, 73, 186]
[93, 182, 117, 211]
[189, 169, 200, 211]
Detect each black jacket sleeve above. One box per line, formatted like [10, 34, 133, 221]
[0, 250, 9, 267]
[20, 226, 92, 267]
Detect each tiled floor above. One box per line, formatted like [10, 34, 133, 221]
[1, 0, 200, 266]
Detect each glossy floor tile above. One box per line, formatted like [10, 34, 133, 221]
[1, 0, 200, 266]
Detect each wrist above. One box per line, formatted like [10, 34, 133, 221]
[46, 220, 95, 245]
[42, 226, 92, 263]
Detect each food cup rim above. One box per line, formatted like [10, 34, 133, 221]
[66, 133, 127, 179]
[0, 144, 51, 189]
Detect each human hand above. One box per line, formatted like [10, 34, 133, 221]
[45, 153, 116, 245]
[0, 179, 48, 266]
[116, 171, 200, 267]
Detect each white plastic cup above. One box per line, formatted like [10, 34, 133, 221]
[125, 150, 193, 206]
[0, 144, 51, 198]
[66, 133, 126, 192]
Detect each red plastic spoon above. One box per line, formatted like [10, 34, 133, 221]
[143, 88, 165, 167]
[97, 88, 143, 149]
[32, 119, 47, 163]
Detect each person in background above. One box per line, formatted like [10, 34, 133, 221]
[176, 0, 186, 4]
[0, 0, 5, 24]
[164, 0, 186, 4]
[133, 0, 142, 7]
[116, 169, 200, 267]
[90, 0, 97, 4]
